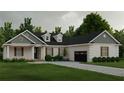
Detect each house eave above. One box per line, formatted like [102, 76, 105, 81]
[2, 43, 35, 47]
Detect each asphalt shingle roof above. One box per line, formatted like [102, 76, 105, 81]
[33, 31, 102, 45]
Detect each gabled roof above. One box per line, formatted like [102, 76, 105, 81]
[33, 31, 104, 45]
[3, 30, 46, 45]
[3, 30, 120, 46]
[4, 33, 35, 44]
[64, 31, 103, 45]
[33, 31, 120, 45]
[89, 30, 120, 44]
[24, 30, 47, 44]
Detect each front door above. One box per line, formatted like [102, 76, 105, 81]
[34, 47, 39, 59]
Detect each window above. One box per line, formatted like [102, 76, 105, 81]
[57, 36, 62, 42]
[58, 38, 62, 42]
[14, 47, 24, 56]
[52, 48, 53, 56]
[58, 48, 60, 56]
[101, 47, 109, 57]
[45, 47, 47, 55]
[46, 36, 49, 40]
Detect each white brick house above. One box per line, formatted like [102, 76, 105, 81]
[2, 30, 121, 62]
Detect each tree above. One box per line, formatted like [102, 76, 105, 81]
[113, 29, 124, 57]
[34, 26, 42, 32]
[0, 22, 14, 42]
[16, 17, 34, 34]
[0, 30, 5, 47]
[0, 22, 15, 56]
[75, 12, 112, 36]
[64, 26, 75, 37]
[52, 26, 61, 34]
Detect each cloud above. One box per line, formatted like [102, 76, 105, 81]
[60, 12, 82, 32]
[62, 11, 79, 21]
[0, 11, 123, 33]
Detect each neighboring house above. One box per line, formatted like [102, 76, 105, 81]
[2, 30, 121, 62]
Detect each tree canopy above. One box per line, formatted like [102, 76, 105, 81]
[75, 12, 112, 36]
[15, 18, 35, 34]
[113, 29, 124, 57]
[34, 26, 42, 32]
[64, 26, 75, 37]
[52, 26, 61, 34]
[0, 22, 15, 42]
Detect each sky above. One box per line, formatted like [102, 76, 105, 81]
[0, 11, 124, 33]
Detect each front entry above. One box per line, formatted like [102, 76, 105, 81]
[34, 47, 41, 59]
[74, 51, 87, 62]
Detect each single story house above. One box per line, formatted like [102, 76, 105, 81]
[2, 30, 121, 62]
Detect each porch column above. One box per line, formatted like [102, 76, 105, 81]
[6, 46, 10, 59]
[41, 47, 46, 60]
[32, 46, 34, 60]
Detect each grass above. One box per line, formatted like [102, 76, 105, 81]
[0, 62, 123, 81]
[84, 60, 124, 68]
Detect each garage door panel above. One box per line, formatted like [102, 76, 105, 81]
[74, 51, 87, 62]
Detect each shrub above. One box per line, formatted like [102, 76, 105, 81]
[97, 57, 102, 62]
[45, 55, 52, 61]
[101, 57, 106, 62]
[53, 55, 63, 61]
[11, 58, 17, 62]
[2, 59, 11, 62]
[93, 57, 98, 62]
[115, 57, 120, 62]
[111, 57, 115, 62]
[2, 58, 27, 62]
[18, 58, 27, 62]
[92, 57, 120, 62]
[106, 57, 111, 62]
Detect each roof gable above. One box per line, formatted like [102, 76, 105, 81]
[4, 30, 120, 46]
[89, 31, 120, 44]
[6, 34, 35, 44]
[23, 30, 47, 44]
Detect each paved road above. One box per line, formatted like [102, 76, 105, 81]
[29, 61, 124, 77]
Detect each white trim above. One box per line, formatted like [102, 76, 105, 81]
[25, 30, 47, 45]
[44, 43, 91, 47]
[3, 43, 35, 47]
[21, 34, 36, 44]
[4, 30, 35, 44]
[4, 31, 26, 44]
[6, 46, 9, 58]
[3, 30, 47, 46]
[89, 31, 105, 43]
[90, 43, 121, 46]
[41, 32, 51, 42]
[66, 43, 91, 47]
[89, 31, 120, 44]
[44, 42, 121, 47]
[104, 31, 120, 44]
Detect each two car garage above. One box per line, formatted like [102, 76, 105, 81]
[74, 51, 87, 62]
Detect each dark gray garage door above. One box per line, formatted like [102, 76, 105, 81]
[74, 51, 87, 62]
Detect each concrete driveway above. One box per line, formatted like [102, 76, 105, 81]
[29, 61, 124, 77]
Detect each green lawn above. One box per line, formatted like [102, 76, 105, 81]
[0, 62, 123, 81]
[85, 61, 124, 68]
